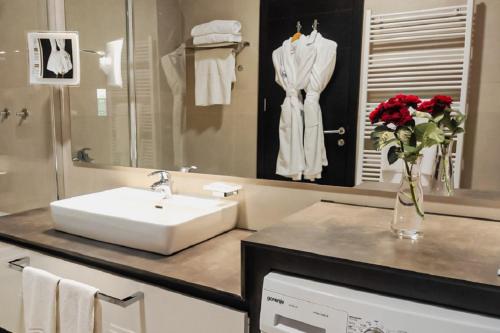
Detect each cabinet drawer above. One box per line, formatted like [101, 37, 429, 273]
[0, 243, 247, 333]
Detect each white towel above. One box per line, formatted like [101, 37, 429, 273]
[191, 20, 241, 37]
[58, 279, 99, 333]
[193, 33, 242, 46]
[195, 48, 236, 106]
[22, 267, 60, 333]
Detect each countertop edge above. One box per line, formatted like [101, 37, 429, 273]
[0, 232, 247, 312]
[242, 240, 500, 318]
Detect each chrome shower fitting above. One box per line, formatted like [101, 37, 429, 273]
[16, 108, 29, 120]
[0, 108, 10, 120]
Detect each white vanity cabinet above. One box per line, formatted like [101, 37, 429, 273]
[0, 242, 248, 333]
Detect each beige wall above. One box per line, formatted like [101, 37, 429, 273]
[61, 0, 500, 229]
[0, 0, 57, 214]
[174, 0, 259, 178]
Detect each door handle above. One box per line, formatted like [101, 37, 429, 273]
[323, 127, 345, 135]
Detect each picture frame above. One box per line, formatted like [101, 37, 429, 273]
[27, 31, 80, 86]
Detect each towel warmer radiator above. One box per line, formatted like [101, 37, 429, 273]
[355, 1, 474, 186]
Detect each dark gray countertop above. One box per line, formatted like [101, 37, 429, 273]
[0, 208, 252, 310]
[243, 201, 500, 332]
[245, 201, 500, 288]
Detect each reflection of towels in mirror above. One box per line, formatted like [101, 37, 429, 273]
[194, 48, 236, 106]
[193, 33, 242, 45]
[191, 20, 242, 37]
[161, 43, 186, 168]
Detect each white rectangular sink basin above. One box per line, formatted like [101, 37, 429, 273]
[50, 187, 238, 255]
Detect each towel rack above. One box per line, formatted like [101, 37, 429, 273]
[185, 41, 250, 55]
[8, 257, 144, 308]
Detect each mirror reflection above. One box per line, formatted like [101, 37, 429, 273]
[68, 0, 499, 195]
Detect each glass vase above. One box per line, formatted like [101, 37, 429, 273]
[391, 158, 424, 240]
[431, 139, 455, 196]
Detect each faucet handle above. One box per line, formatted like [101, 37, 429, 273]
[148, 170, 170, 183]
[180, 165, 198, 173]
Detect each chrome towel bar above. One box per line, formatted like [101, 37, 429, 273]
[8, 257, 144, 308]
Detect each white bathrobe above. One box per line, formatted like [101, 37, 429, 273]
[162, 43, 186, 168]
[47, 39, 73, 76]
[303, 32, 337, 181]
[272, 35, 316, 180]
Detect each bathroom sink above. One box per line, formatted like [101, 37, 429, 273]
[50, 187, 238, 255]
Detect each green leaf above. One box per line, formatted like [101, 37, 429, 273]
[371, 127, 397, 151]
[422, 122, 445, 147]
[414, 111, 433, 120]
[414, 123, 432, 142]
[454, 111, 466, 125]
[395, 127, 412, 144]
[387, 146, 399, 165]
[433, 111, 445, 123]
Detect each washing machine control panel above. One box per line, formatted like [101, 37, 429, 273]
[347, 316, 408, 333]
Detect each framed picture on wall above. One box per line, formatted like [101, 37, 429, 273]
[27, 31, 80, 86]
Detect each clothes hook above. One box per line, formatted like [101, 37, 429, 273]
[296, 21, 302, 33]
[312, 19, 319, 31]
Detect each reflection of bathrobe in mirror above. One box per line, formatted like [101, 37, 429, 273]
[302, 31, 337, 181]
[161, 43, 186, 169]
[272, 35, 316, 180]
[47, 39, 72, 75]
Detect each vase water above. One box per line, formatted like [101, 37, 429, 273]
[391, 157, 424, 240]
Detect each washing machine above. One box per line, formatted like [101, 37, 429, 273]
[260, 272, 500, 333]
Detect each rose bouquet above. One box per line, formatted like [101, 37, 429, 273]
[416, 95, 465, 195]
[369, 94, 446, 236]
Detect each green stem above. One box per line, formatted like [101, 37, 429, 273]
[404, 161, 424, 218]
[443, 144, 452, 195]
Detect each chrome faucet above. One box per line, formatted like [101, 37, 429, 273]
[180, 165, 198, 173]
[148, 170, 172, 200]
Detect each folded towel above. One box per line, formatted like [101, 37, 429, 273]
[191, 20, 241, 37]
[58, 279, 99, 333]
[193, 33, 242, 45]
[23, 267, 60, 333]
[195, 48, 236, 106]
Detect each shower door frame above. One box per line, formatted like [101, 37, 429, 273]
[50, 0, 139, 197]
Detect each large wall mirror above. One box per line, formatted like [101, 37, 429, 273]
[67, 0, 500, 196]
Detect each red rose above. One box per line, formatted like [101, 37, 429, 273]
[369, 94, 417, 126]
[417, 100, 435, 113]
[380, 106, 413, 126]
[369, 102, 385, 123]
[394, 94, 421, 108]
[417, 95, 453, 114]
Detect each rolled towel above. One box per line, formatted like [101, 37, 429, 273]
[193, 33, 242, 45]
[191, 20, 241, 37]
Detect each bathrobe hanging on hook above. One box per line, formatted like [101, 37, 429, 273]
[303, 31, 337, 181]
[272, 34, 316, 180]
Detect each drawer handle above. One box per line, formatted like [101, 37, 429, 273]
[8, 257, 144, 308]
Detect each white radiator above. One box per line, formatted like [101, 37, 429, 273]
[355, 1, 474, 187]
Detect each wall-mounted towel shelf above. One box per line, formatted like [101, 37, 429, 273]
[185, 41, 250, 55]
[8, 257, 144, 308]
